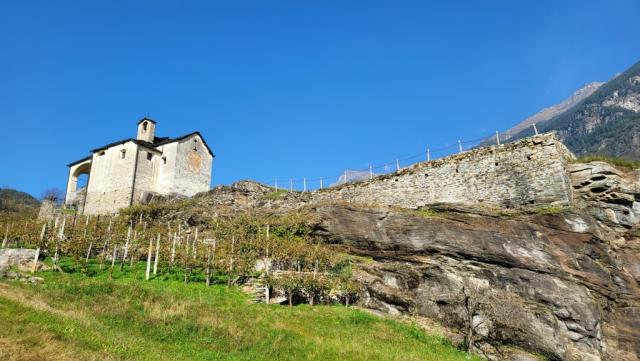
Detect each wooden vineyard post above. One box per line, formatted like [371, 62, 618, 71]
[53, 217, 65, 272]
[153, 234, 160, 275]
[209, 239, 217, 287]
[109, 246, 118, 280]
[99, 218, 113, 270]
[227, 236, 235, 287]
[145, 238, 153, 280]
[83, 216, 91, 264]
[129, 230, 138, 267]
[170, 232, 177, 271]
[1, 223, 10, 249]
[205, 240, 212, 287]
[266, 224, 270, 276]
[193, 228, 198, 260]
[183, 234, 191, 284]
[121, 223, 132, 271]
[32, 223, 46, 273]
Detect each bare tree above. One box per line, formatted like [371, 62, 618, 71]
[447, 279, 531, 355]
[41, 188, 64, 205]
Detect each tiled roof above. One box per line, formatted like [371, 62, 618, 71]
[66, 155, 92, 167]
[137, 117, 156, 125]
[69, 131, 215, 167]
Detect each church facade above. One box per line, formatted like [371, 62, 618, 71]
[65, 118, 214, 215]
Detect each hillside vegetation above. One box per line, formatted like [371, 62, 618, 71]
[0, 199, 485, 360]
[0, 258, 480, 361]
[0, 188, 39, 214]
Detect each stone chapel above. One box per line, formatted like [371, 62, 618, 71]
[65, 118, 214, 215]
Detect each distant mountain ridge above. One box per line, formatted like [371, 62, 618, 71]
[0, 188, 40, 214]
[488, 60, 640, 160]
[498, 82, 603, 143]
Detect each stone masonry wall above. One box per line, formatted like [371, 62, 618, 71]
[83, 141, 139, 215]
[169, 134, 213, 197]
[312, 133, 575, 209]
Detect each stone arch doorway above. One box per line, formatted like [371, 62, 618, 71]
[65, 160, 92, 210]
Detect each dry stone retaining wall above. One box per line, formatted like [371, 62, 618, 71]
[312, 133, 575, 209]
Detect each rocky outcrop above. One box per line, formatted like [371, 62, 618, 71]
[569, 162, 640, 231]
[156, 161, 640, 360]
[313, 203, 639, 361]
[0, 248, 38, 274]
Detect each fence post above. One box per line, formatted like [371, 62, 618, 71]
[458, 140, 463, 153]
[532, 123, 539, 135]
[495, 131, 501, 146]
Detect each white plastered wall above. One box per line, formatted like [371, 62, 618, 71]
[83, 141, 138, 214]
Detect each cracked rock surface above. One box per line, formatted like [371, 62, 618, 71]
[311, 177, 640, 361]
[166, 162, 640, 360]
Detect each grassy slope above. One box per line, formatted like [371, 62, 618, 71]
[0, 259, 480, 361]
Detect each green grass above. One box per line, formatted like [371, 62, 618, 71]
[573, 155, 640, 170]
[265, 189, 290, 200]
[531, 205, 569, 215]
[394, 206, 446, 219]
[0, 259, 481, 361]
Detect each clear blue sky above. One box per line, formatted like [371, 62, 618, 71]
[1, 0, 639, 197]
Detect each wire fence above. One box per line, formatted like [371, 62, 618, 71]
[257, 124, 541, 193]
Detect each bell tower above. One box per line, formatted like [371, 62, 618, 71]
[137, 117, 156, 142]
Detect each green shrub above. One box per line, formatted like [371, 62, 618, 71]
[532, 205, 568, 215]
[266, 189, 289, 200]
[573, 155, 640, 170]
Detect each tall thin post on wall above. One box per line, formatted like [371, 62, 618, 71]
[343, 170, 347, 184]
[495, 131, 501, 146]
[303, 178, 307, 192]
[369, 165, 373, 179]
[289, 179, 293, 192]
[275, 179, 278, 192]
[396, 159, 400, 171]
[458, 140, 463, 153]
[532, 123, 539, 135]
[320, 177, 323, 189]
[427, 147, 430, 162]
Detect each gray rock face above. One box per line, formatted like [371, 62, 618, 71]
[159, 159, 640, 360]
[0, 248, 38, 274]
[313, 204, 640, 361]
[569, 162, 640, 230]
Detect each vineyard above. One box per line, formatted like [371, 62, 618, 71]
[1, 204, 360, 307]
[0, 206, 484, 361]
